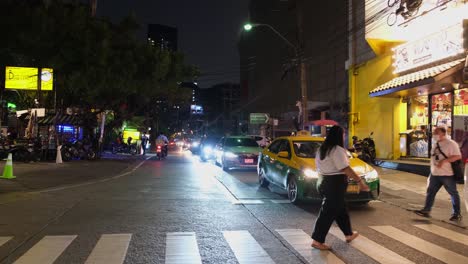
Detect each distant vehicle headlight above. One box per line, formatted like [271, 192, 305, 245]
[225, 152, 238, 158]
[303, 168, 318, 178]
[192, 142, 200, 147]
[365, 169, 379, 181]
[203, 146, 213, 154]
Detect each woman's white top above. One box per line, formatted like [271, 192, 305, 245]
[315, 146, 350, 175]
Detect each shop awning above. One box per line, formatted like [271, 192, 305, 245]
[369, 58, 466, 97]
[26, 114, 83, 126]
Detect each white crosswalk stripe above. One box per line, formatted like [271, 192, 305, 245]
[14, 235, 76, 264]
[329, 227, 414, 264]
[233, 199, 265, 205]
[223, 231, 275, 264]
[276, 229, 344, 264]
[85, 234, 132, 264]
[165, 232, 202, 264]
[2, 224, 468, 263]
[0, 237, 12, 247]
[414, 224, 468, 246]
[270, 199, 291, 204]
[371, 225, 468, 264]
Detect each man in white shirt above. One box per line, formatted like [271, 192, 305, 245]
[415, 127, 462, 221]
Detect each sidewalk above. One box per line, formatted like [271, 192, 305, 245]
[376, 166, 467, 228]
[0, 153, 148, 198]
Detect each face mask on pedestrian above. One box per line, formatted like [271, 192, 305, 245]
[433, 134, 440, 142]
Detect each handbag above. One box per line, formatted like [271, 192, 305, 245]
[436, 143, 464, 182]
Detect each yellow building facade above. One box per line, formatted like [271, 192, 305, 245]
[349, 1, 468, 160]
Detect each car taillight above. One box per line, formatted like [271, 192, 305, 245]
[157, 146, 161, 149]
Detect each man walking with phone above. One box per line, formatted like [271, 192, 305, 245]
[415, 127, 462, 221]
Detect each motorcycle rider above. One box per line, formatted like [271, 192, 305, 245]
[156, 132, 169, 156]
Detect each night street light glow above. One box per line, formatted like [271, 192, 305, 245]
[243, 23, 253, 31]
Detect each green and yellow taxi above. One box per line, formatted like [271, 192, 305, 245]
[257, 136, 380, 204]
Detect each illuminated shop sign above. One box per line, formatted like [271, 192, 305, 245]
[392, 23, 465, 73]
[5, 67, 54, 90]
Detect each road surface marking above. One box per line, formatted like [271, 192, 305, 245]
[329, 227, 414, 264]
[414, 224, 468, 246]
[0, 237, 12, 247]
[14, 235, 76, 264]
[212, 176, 238, 203]
[276, 229, 344, 264]
[270, 199, 291, 204]
[223, 231, 275, 264]
[371, 226, 468, 264]
[85, 234, 132, 264]
[233, 200, 264, 205]
[165, 232, 202, 264]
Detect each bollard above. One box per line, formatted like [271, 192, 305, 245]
[56, 145, 63, 164]
[464, 159, 468, 212]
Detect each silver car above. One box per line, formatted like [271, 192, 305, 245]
[215, 136, 262, 171]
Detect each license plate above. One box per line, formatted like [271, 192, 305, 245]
[347, 185, 360, 193]
[244, 159, 254, 164]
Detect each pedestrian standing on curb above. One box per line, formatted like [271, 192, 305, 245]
[415, 126, 462, 221]
[311, 126, 370, 250]
[141, 133, 148, 155]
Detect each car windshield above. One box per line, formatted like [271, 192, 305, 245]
[293, 141, 322, 158]
[225, 138, 259, 147]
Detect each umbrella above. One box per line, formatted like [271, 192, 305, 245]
[307, 119, 338, 126]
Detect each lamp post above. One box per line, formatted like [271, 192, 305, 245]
[243, 23, 308, 130]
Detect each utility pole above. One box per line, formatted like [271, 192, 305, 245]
[296, 0, 308, 130]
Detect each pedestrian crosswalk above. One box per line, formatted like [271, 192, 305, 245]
[1, 224, 468, 263]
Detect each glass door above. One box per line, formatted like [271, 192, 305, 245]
[453, 88, 468, 161]
[430, 92, 453, 141]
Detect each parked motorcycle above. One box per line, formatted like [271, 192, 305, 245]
[352, 132, 376, 164]
[111, 142, 138, 155]
[61, 139, 97, 161]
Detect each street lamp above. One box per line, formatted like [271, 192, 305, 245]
[242, 22, 308, 130]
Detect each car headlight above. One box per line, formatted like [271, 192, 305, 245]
[192, 142, 200, 147]
[203, 146, 213, 154]
[225, 152, 238, 158]
[303, 168, 318, 178]
[364, 169, 378, 181]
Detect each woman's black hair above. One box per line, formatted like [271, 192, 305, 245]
[319, 125, 344, 160]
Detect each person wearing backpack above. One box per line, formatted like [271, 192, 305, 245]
[415, 126, 463, 221]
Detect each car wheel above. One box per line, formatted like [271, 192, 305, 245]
[258, 167, 269, 187]
[222, 158, 229, 172]
[287, 176, 300, 204]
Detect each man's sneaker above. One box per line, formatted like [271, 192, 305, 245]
[414, 210, 430, 217]
[449, 214, 462, 221]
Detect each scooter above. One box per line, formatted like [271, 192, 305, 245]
[352, 132, 376, 164]
[156, 144, 168, 160]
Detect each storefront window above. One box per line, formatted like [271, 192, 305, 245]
[453, 88, 468, 161]
[431, 92, 453, 131]
[408, 95, 429, 157]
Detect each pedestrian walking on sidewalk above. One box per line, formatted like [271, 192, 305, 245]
[311, 126, 370, 250]
[415, 126, 463, 221]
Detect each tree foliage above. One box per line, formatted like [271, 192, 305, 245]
[0, 0, 197, 118]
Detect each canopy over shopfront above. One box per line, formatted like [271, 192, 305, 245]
[369, 58, 466, 98]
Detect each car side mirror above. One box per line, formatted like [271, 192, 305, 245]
[278, 151, 289, 159]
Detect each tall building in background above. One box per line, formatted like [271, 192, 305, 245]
[147, 24, 178, 51]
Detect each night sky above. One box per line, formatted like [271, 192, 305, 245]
[97, 0, 249, 87]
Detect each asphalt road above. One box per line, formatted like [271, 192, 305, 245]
[0, 151, 467, 264]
